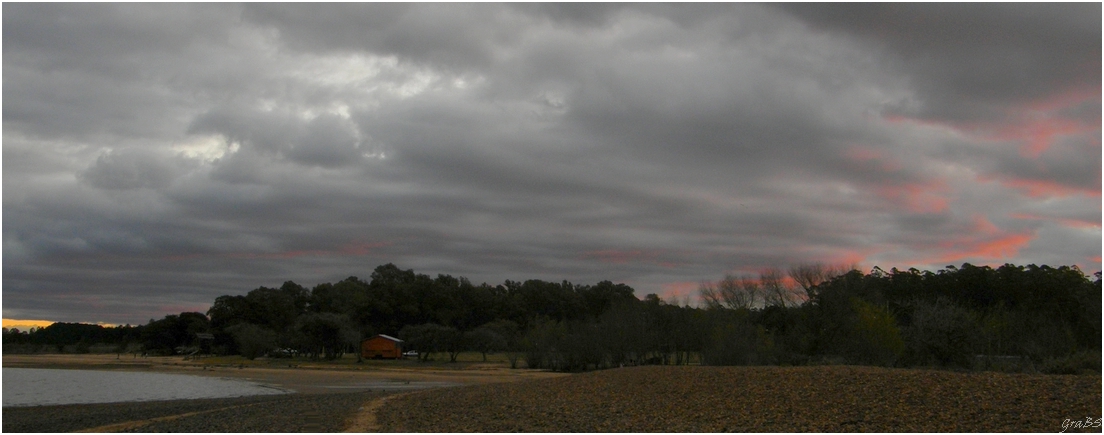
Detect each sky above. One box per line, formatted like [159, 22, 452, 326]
[4, 3, 1101, 326]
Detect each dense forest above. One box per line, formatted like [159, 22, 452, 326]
[4, 262, 1100, 374]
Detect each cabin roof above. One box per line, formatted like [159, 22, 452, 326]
[366, 334, 403, 343]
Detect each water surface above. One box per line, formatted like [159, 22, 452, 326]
[3, 368, 287, 407]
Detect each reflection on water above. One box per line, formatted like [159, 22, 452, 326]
[2, 368, 287, 407]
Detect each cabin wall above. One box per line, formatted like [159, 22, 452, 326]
[360, 337, 402, 359]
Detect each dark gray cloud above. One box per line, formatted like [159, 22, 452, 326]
[3, 3, 1099, 325]
[81, 148, 197, 190]
[774, 3, 1101, 121]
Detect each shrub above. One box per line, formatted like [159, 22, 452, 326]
[226, 323, 277, 360]
[701, 319, 762, 366]
[849, 298, 904, 366]
[902, 298, 980, 368]
[1039, 351, 1101, 375]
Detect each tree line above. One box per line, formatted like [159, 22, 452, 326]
[3, 262, 1099, 374]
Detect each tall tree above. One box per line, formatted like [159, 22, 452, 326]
[295, 312, 359, 360]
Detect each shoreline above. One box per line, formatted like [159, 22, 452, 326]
[2, 353, 564, 432]
[3, 390, 398, 432]
[2, 353, 565, 394]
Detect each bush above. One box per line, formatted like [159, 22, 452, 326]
[849, 298, 903, 366]
[226, 323, 277, 360]
[522, 319, 566, 370]
[974, 354, 1035, 373]
[701, 319, 762, 366]
[902, 298, 980, 368]
[1039, 351, 1101, 375]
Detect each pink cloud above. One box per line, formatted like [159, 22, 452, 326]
[888, 215, 1040, 267]
[889, 85, 1100, 159]
[657, 281, 701, 303]
[873, 180, 950, 214]
[1010, 213, 1101, 229]
[845, 145, 904, 173]
[969, 214, 1011, 236]
[981, 176, 1100, 198]
[821, 250, 870, 270]
[989, 86, 1100, 158]
[969, 233, 1035, 259]
[884, 85, 1101, 200]
[1025, 84, 1102, 113]
[842, 145, 952, 215]
[927, 231, 1036, 266]
[1004, 118, 1085, 159]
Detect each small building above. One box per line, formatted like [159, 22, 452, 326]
[191, 333, 215, 359]
[361, 334, 404, 359]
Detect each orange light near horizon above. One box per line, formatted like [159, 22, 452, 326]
[2, 319, 56, 329]
[2, 319, 121, 329]
[658, 281, 701, 303]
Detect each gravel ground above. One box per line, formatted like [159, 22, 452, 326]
[377, 365, 1102, 432]
[2, 391, 396, 432]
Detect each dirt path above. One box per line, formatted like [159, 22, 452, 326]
[343, 392, 413, 432]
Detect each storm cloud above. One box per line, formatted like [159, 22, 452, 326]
[4, 3, 1100, 325]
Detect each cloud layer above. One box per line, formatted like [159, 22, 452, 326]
[4, 4, 1100, 324]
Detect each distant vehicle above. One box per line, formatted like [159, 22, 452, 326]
[403, 350, 419, 358]
[269, 348, 297, 358]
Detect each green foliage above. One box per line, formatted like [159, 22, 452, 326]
[596, 299, 652, 367]
[140, 312, 209, 355]
[479, 319, 522, 367]
[3, 323, 141, 354]
[1038, 350, 1102, 375]
[901, 297, 980, 368]
[850, 298, 904, 366]
[398, 323, 463, 362]
[295, 312, 359, 360]
[466, 326, 506, 362]
[20, 262, 1096, 376]
[226, 323, 277, 360]
[700, 309, 766, 366]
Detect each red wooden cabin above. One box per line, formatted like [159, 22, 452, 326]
[360, 334, 404, 359]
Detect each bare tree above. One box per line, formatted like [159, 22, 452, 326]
[698, 280, 722, 309]
[703, 263, 857, 310]
[788, 262, 857, 300]
[699, 274, 759, 310]
[760, 267, 798, 308]
[726, 274, 760, 310]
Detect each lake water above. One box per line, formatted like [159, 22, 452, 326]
[2, 368, 288, 407]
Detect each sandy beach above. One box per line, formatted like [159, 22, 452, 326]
[2, 353, 565, 432]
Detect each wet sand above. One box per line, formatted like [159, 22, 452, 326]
[3, 390, 395, 432]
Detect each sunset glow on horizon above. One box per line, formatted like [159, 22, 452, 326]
[2, 319, 57, 329]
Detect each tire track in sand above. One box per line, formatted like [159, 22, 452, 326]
[344, 392, 414, 432]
